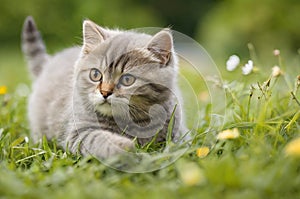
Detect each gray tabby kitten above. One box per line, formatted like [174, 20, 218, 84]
[22, 16, 186, 159]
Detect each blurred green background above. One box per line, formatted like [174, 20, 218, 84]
[1, 0, 300, 90]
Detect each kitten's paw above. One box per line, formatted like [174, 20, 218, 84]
[91, 136, 135, 159]
[113, 135, 135, 152]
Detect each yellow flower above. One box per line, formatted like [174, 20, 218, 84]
[284, 137, 300, 157]
[0, 86, 7, 95]
[196, 147, 210, 158]
[179, 162, 206, 186]
[217, 128, 240, 140]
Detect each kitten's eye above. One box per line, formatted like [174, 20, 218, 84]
[119, 74, 136, 86]
[89, 68, 102, 82]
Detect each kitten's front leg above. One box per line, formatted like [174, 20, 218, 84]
[66, 127, 135, 159]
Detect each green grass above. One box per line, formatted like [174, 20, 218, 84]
[1, 48, 300, 199]
[0, 47, 30, 91]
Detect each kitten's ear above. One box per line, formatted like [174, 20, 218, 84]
[82, 20, 108, 54]
[147, 29, 173, 65]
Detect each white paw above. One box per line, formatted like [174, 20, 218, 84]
[100, 134, 135, 158]
[113, 135, 135, 152]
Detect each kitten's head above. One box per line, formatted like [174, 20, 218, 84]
[74, 20, 178, 122]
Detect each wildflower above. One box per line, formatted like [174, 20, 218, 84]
[0, 86, 7, 95]
[24, 136, 29, 143]
[272, 66, 282, 77]
[242, 60, 253, 75]
[196, 147, 210, 158]
[217, 128, 240, 140]
[178, 162, 206, 186]
[284, 137, 300, 157]
[273, 49, 280, 56]
[226, 55, 240, 71]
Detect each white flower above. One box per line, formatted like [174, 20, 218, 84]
[242, 60, 253, 75]
[273, 49, 280, 56]
[272, 66, 282, 77]
[226, 55, 240, 71]
[24, 136, 29, 143]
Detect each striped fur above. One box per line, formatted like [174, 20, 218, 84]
[22, 16, 49, 78]
[23, 17, 187, 159]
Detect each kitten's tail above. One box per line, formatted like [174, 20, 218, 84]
[22, 16, 49, 78]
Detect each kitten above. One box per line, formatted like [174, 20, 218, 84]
[22, 16, 187, 159]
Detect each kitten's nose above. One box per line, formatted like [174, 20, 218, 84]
[101, 91, 112, 99]
[99, 82, 114, 99]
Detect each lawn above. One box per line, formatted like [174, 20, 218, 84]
[1, 46, 300, 199]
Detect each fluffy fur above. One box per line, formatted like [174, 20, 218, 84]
[22, 16, 186, 159]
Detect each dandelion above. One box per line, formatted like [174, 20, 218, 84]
[273, 49, 280, 56]
[284, 137, 300, 157]
[196, 147, 210, 158]
[217, 128, 240, 140]
[272, 66, 282, 77]
[242, 60, 254, 75]
[226, 55, 240, 71]
[0, 86, 7, 95]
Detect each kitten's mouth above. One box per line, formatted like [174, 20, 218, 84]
[98, 101, 111, 106]
[95, 100, 113, 116]
[102, 99, 111, 105]
[94, 98, 111, 107]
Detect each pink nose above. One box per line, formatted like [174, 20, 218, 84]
[99, 83, 114, 99]
[101, 90, 113, 98]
